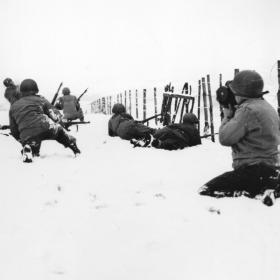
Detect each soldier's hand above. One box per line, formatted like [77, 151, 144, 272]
[223, 105, 234, 119]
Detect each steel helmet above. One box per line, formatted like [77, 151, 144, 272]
[62, 87, 71, 95]
[3, 78, 14, 87]
[229, 70, 264, 98]
[183, 113, 199, 124]
[112, 103, 126, 114]
[20, 79, 39, 95]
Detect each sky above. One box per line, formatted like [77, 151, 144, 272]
[1, 0, 280, 105]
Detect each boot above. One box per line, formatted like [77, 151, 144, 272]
[69, 140, 81, 155]
[261, 189, 275, 206]
[22, 144, 33, 163]
[130, 134, 151, 148]
[151, 138, 160, 148]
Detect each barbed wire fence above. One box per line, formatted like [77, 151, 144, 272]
[90, 69, 243, 141]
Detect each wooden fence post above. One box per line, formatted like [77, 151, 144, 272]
[197, 80, 201, 133]
[135, 89, 139, 119]
[154, 87, 158, 125]
[129, 90, 132, 115]
[143, 89, 147, 123]
[206, 74, 215, 142]
[201, 77, 209, 135]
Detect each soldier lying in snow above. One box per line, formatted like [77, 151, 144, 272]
[151, 113, 201, 150]
[9, 79, 81, 162]
[108, 103, 155, 146]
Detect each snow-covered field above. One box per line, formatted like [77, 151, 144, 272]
[1, 111, 280, 280]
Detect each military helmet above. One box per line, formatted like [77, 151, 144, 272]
[183, 113, 199, 124]
[3, 78, 14, 87]
[62, 87, 70, 95]
[112, 103, 126, 114]
[20, 79, 39, 95]
[229, 70, 264, 98]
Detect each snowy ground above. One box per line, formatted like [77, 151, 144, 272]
[1, 111, 280, 280]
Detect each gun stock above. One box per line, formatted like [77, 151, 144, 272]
[137, 114, 162, 124]
[64, 121, 90, 129]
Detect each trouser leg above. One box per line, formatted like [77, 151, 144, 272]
[22, 140, 42, 157]
[50, 125, 81, 154]
[199, 164, 280, 198]
[24, 125, 81, 155]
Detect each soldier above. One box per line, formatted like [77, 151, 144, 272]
[55, 87, 84, 121]
[199, 70, 280, 206]
[151, 113, 201, 150]
[3, 78, 21, 104]
[9, 79, 81, 162]
[108, 103, 155, 146]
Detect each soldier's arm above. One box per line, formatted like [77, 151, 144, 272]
[41, 96, 61, 122]
[219, 107, 248, 146]
[9, 110, 20, 140]
[108, 120, 116, 137]
[74, 96, 81, 111]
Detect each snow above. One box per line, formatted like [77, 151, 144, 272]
[1, 111, 280, 280]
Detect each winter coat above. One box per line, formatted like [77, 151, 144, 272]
[9, 95, 59, 142]
[55, 95, 82, 120]
[108, 113, 153, 140]
[219, 98, 280, 169]
[153, 123, 201, 150]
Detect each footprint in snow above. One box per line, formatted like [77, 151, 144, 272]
[44, 200, 58, 207]
[94, 204, 108, 209]
[207, 206, 221, 215]
[134, 202, 145, 207]
[154, 193, 166, 199]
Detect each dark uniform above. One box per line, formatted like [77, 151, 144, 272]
[108, 103, 155, 146]
[199, 70, 280, 205]
[9, 79, 80, 162]
[55, 87, 84, 121]
[151, 113, 201, 150]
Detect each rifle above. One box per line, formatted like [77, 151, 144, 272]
[63, 121, 90, 129]
[51, 82, 63, 105]
[136, 114, 162, 124]
[77, 88, 88, 102]
[200, 132, 219, 139]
